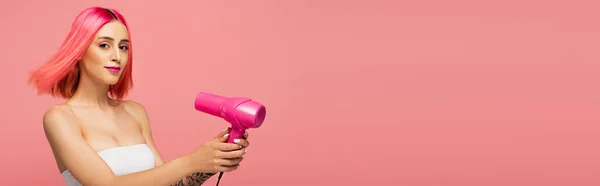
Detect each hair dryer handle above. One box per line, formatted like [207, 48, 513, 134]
[227, 128, 245, 144]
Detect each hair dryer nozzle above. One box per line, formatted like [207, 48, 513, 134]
[194, 92, 266, 129]
[235, 101, 266, 128]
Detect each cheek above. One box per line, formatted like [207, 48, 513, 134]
[121, 53, 130, 66]
[83, 50, 107, 65]
[80, 50, 108, 72]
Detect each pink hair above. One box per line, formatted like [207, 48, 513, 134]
[28, 7, 133, 100]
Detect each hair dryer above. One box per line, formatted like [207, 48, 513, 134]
[194, 92, 266, 143]
[194, 92, 266, 186]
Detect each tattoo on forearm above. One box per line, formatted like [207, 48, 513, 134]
[171, 172, 216, 186]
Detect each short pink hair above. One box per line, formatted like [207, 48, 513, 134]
[28, 7, 133, 100]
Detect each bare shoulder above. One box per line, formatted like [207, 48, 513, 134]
[42, 105, 120, 184]
[120, 100, 150, 125]
[42, 104, 85, 161]
[42, 104, 79, 133]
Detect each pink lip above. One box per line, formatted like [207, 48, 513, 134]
[105, 66, 120, 73]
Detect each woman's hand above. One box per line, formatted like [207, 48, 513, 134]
[186, 128, 250, 173]
[225, 129, 250, 168]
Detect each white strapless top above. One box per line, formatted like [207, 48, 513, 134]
[61, 144, 156, 186]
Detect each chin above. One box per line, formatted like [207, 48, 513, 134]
[103, 77, 121, 85]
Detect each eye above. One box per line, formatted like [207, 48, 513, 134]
[119, 45, 129, 51]
[99, 43, 110, 49]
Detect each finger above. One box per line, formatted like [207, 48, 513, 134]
[233, 138, 249, 148]
[243, 131, 249, 139]
[217, 127, 231, 138]
[217, 148, 247, 159]
[215, 157, 243, 166]
[215, 128, 231, 142]
[214, 142, 243, 152]
[217, 164, 240, 172]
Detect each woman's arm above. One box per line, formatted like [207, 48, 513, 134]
[124, 100, 217, 186]
[43, 106, 199, 186]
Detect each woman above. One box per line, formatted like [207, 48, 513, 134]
[28, 7, 249, 186]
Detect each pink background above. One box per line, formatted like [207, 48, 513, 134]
[1, 0, 599, 185]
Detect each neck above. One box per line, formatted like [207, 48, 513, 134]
[68, 72, 112, 109]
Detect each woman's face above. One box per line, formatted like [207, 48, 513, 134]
[79, 20, 130, 85]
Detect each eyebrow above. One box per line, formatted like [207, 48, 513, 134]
[97, 36, 130, 42]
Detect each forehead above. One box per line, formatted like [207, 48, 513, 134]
[95, 21, 129, 39]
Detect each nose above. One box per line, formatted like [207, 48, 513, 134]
[111, 49, 122, 63]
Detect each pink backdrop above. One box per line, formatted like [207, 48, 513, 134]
[1, 0, 600, 185]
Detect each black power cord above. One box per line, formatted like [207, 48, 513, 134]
[215, 172, 224, 186]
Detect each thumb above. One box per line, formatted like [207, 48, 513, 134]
[215, 127, 231, 142]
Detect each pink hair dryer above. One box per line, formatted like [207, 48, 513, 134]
[194, 92, 266, 143]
